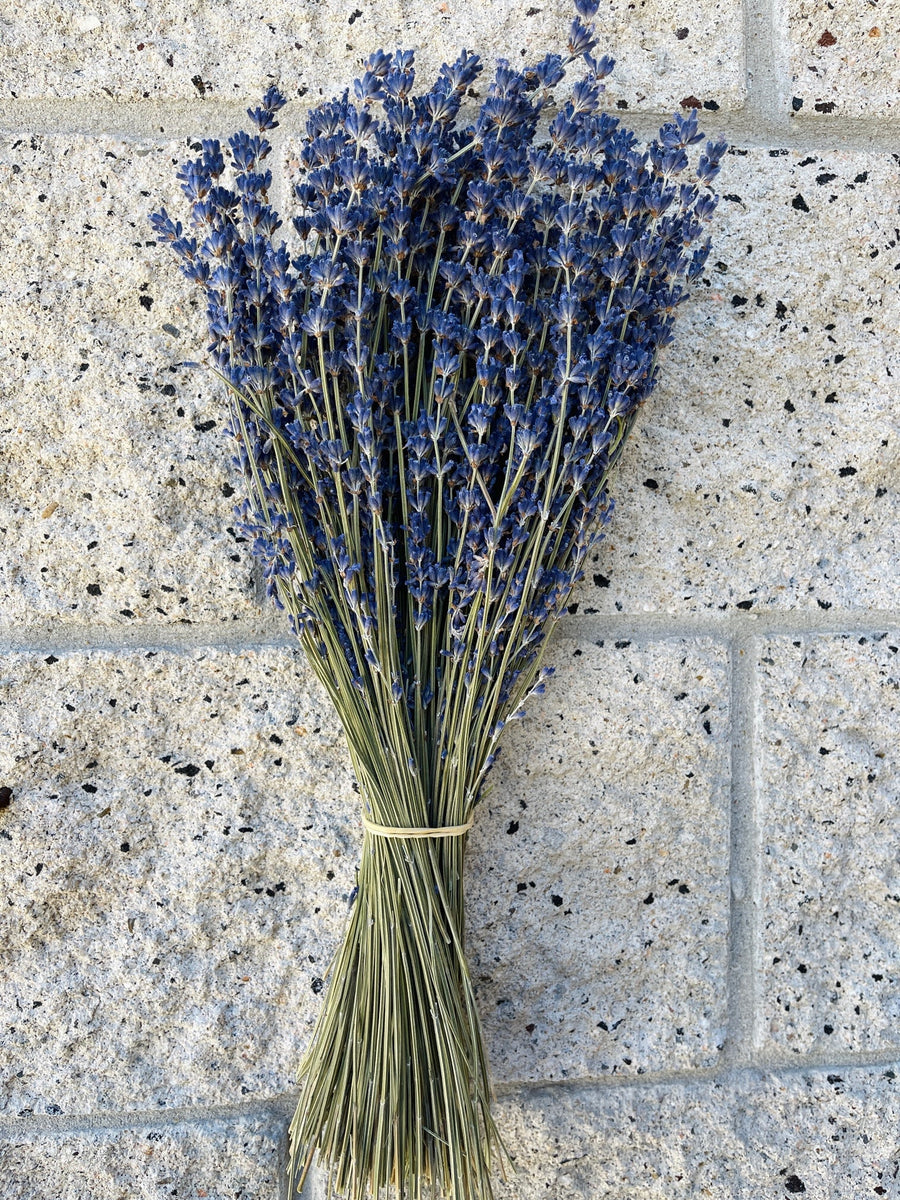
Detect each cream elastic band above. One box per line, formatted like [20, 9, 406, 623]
[362, 814, 473, 839]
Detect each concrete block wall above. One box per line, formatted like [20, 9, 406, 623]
[1, 1, 898, 1196]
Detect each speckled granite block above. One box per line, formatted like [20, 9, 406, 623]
[0, 136, 259, 628]
[401, 0, 745, 114]
[1, 636, 727, 1117]
[0, 647, 357, 1116]
[0, 1113, 281, 1200]
[467, 634, 731, 1082]
[759, 634, 900, 1057]
[573, 147, 900, 616]
[788, 2, 899, 119]
[0, 0, 400, 101]
[493, 1064, 900, 1198]
[0, 0, 742, 108]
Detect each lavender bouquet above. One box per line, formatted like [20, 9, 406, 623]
[151, 4, 724, 1195]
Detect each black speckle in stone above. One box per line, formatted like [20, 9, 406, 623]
[823, 1024, 834, 1034]
[792, 96, 804, 111]
[674, 692, 687, 701]
[82, 783, 97, 794]
[550, 894, 563, 907]
[722, 193, 743, 204]
[819, 746, 832, 755]
[614, 639, 631, 649]
[238, 825, 254, 833]
[736, 599, 754, 610]
[775, 300, 788, 318]
[643, 477, 659, 489]
[824, 391, 837, 403]
[160, 383, 176, 396]
[348, 6, 362, 21]
[139, 295, 153, 311]
[839, 465, 857, 477]
[816, 172, 836, 185]
[702, 718, 712, 734]
[678, 883, 690, 894]
[675, 26, 688, 38]
[516, 882, 528, 892]
[120, 842, 130, 852]
[86, 583, 102, 596]
[507, 820, 519, 835]
[792, 194, 810, 212]
[855, 171, 868, 184]
[784, 399, 795, 412]
[45, 655, 58, 664]
[643, 893, 654, 905]
[785, 1176, 806, 1194]
[0, 787, 13, 809]
[525, 5, 541, 13]
[731, 295, 747, 307]
[222, 482, 235, 497]
[817, 598, 832, 610]
[194, 419, 216, 433]
[593, 572, 610, 588]
[311, 977, 325, 994]
[876, 486, 887, 498]
[814, 101, 836, 113]
[703, 99, 719, 110]
[174, 763, 201, 777]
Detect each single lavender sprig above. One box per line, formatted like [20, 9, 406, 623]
[151, 9, 725, 1197]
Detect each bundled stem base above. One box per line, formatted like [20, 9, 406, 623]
[289, 829, 506, 1200]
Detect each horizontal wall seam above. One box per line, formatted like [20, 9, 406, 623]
[1, 101, 900, 155]
[3, 1047, 897, 1140]
[1, 611, 899, 656]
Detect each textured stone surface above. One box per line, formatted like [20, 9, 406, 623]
[403, 0, 745, 115]
[1, 636, 728, 1116]
[493, 1064, 900, 1198]
[0, 0, 744, 109]
[788, 3, 899, 119]
[0, 1113, 281, 1200]
[467, 634, 731, 1082]
[0, 136, 259, 628]
[0, 0, 400, 102]
[0, 647, 357, 1116]
[759, 634, 900, 1057]
[573, 147, 900, 617]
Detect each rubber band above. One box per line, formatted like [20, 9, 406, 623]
[362, 814, 473, 839]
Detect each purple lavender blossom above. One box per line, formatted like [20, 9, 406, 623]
[150, 15, 725, 1199]
[151, 40, 724, 790]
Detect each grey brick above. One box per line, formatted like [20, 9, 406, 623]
[0, 1113, 281, 1200]
[788, 4, 898, 119]
[0, 647, 356, 1116]
[0, 636, 728, 1117]
[0, 136, 258, 628]
[574, 147, 900, 617]
[493, 1064, 900, 1198]
[0, 0, 400, 102]
[401, 0, 745, 115]
[0, 0, 742, 109]
[759, 634, 900, 1057]
[468, 634, 731, 1082]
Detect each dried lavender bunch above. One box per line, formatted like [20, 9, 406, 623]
[151, 3, 725, 1195]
